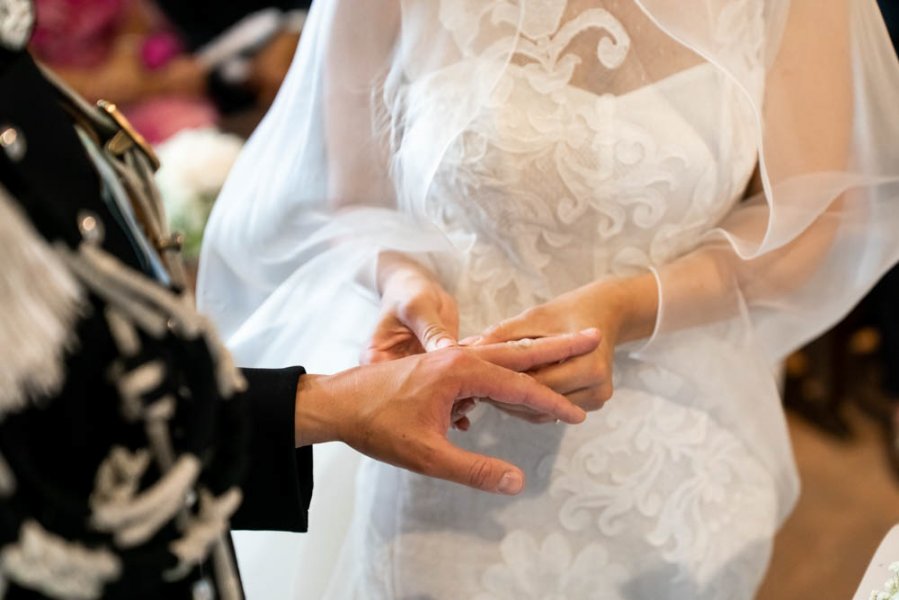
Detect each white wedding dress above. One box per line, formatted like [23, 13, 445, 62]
[310, 55, 779, 600]
[198, 1, 899, 598]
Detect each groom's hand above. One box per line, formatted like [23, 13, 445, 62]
[294, 330, 600, 495]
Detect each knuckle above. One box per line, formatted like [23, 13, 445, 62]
[583, 398, 605, 412]
[582, 385, 613, 411]
[598, 384, 614, 402]
[467, 458, 496, 489]
[420, 322, 444, 342]
[516, 371, 534, 386]
[443, 348, 470, 369]
[410, 442, 437, 475]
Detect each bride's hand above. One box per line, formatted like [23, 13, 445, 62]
[362, 252, 459, 364]
[472, 281, 637, 418]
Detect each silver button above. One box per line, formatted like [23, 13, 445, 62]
[77, 210, 105, 244]
[0, 124, 26, 162]
[191, 578, 214, 600]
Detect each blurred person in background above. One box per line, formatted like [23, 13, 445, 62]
[29, 0, 312, 144]
[29, 0, 216, 144]
[153, 0, 312, 111]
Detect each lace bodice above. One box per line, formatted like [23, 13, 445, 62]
[399, 2, 760, 324]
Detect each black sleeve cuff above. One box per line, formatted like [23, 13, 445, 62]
[231, 366, 312, 532]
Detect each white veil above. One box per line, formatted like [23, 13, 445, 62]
[198, 0, 899, 596]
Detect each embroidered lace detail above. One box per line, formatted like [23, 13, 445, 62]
[474, 532, 627, 599]
[421, 1, 759, 330]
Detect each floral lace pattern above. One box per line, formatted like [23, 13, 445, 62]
[414, 0, 759, 332]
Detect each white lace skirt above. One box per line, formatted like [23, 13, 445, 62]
[319, 356, 779, 600]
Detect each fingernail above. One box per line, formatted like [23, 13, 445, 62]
[435, 338, 456, 349]
[580, 328, 601, 338]
[497, 471, 523, 495]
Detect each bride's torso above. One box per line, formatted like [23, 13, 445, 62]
[392, 0, 761, 332]
[300, 4, 785, 598]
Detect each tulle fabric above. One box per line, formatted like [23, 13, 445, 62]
[198, 0, 899, 597]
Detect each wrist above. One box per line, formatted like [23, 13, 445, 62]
[294, 373, 344, 447]
[377, 251, 436, 295]
[593, 274, 658, 344]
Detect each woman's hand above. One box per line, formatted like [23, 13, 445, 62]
[472, 277, 657, 418]
[362, 252, 459, 364]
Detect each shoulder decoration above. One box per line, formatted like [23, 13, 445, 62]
[0, 0, 35, 52]
[0, 183, 84, 418]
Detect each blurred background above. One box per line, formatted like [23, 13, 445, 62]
[34, 0, 899, 597]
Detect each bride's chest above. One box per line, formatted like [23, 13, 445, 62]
[416, 64, 757, 267]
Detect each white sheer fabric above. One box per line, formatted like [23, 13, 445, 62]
[198, 0, 899, 598]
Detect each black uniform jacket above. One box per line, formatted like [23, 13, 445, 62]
[0, 47, 312, 598]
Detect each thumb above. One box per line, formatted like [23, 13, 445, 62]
[421, 438, 526, 495]
[405, 305, 457, 352]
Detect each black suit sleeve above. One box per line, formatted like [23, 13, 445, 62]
[230, 367, 313, 532]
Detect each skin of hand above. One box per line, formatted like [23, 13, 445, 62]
[294, 331, 600, 495]
[362, 251, 460, 365]
[470, 277, 658, 418]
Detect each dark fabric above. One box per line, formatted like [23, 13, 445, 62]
[233, 367, 313, 532]
[0, 48, 312, 598]
[875, 0, 899, 397]
[879, 0, 899, 52]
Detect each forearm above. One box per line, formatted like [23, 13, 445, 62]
[606, 198, 842, 343]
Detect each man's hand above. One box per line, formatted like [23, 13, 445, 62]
[295, 330, 600, 495]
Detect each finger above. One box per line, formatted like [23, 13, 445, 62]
[420, 437, 525, 495]
[472, 329, 600, 373]
[451, 398, 477, 421]
[487, 402, 557, 424]
[479, 315, 545, 345]
[482, 399, 542, 418]
[452, 416, 471, 431]
[530, 353, 605, 394]
[566, 383, 614, 412]
[456, 359, 586, 424]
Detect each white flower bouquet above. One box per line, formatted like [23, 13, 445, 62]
[154, 128, 244, 258]
[870, 562, 899, 600]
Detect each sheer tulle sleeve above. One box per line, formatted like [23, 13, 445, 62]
[639, 0, 899, 359]
[197, 0, 457, 368]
